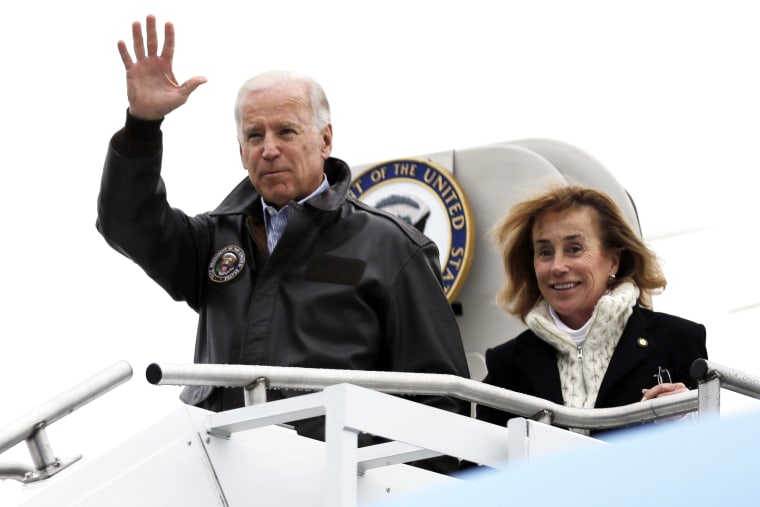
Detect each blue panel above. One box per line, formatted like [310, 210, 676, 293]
[373, 409, 760, 506]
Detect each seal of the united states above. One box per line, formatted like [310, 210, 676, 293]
[349, 158, 474, 301]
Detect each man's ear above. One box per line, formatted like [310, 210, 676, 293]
[239, 142, 246, 170]
[320, 124, 333, 159]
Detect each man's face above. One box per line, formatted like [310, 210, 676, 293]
[238, 82, 332, 208]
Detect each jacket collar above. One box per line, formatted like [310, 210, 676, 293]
[209, 157, 352, 216]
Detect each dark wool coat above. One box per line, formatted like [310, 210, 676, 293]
[477, 306, 707, 430]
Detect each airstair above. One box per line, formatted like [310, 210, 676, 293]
[2, 139, 753, 506]
[2, 359, 758, 506]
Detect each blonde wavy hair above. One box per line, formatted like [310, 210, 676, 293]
[489, 185, 666, 323]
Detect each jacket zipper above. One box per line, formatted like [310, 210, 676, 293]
[576, 346, 583, 360]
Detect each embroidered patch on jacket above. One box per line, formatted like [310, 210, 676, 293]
[208, 245, 246, 283]
[305, 255, 366, 286]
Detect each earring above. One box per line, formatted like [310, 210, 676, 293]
[608, 274, 616, 284]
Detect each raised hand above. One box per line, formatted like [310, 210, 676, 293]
[117, 15, 207, 120]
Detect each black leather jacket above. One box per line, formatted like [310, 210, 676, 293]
[97, 114, 470, 421]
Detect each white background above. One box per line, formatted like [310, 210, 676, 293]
[2, 1, 759, 503]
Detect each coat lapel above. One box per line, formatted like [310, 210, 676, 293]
[596, 306, 656, 403]
[520, 336, 565, 405]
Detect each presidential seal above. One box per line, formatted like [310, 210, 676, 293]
[349, 158, 475, 302]
[208, 245, 246, 283]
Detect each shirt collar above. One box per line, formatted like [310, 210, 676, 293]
[261, 174, 329, 216]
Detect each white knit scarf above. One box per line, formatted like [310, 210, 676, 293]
[525, 282, 639, 414]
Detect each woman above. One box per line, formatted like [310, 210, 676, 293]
[476, 185, 707, 433]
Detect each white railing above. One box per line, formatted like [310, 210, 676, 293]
[690, 358, 760, 414]
[146, 362, 699, 430]
[0, 361, 132, 483]
[4, 357, 760, 490]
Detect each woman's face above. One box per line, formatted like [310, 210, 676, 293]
[532, 206, 620, 329]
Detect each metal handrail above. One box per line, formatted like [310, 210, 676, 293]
[691, 358, 760, 399]
[691, 358, 760, 415]
[0, 361, 133, 482]
[146, 362, 697, 430]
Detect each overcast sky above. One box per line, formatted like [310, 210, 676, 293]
[2, 1, 759, 503]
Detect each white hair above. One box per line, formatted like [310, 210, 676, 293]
[234, 70, 331, 140]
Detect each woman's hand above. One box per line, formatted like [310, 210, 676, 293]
[641, 382, 688, 401]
